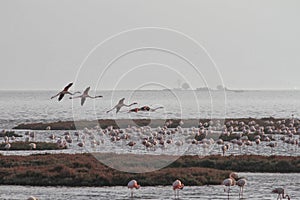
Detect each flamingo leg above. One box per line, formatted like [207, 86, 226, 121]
[228, 186, 230, 200]
[241, 186, 244, 198]
[106, 106, 116, 113]
[70, 95, 82, 99]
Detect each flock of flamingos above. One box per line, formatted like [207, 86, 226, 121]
[3, 83, 298, 200]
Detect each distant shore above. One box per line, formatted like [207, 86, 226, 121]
[13, 117, 295, 130]
[0, 153, 299, 187]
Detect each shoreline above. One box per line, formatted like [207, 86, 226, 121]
[12, 117, 295, 130]
[0, 153, 299, 187]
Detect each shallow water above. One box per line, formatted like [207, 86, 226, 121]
[1, 90, 300, 129]
[0, 173, 299, 200]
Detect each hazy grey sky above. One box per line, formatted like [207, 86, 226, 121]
[1, 0, 300, 90]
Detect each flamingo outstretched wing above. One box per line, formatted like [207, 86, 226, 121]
[83, 87, 90, 95]
[58, 93, 65, 101]
[63, 83, 73, 91]
[81, 97, 87, 106]
[118, 98, 125, 105]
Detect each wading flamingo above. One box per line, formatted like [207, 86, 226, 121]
[272, 188, 290, 200]
[236, 178, 247, 199]
[127, 180, 140, 197]
[173, 179, 184, 199]
[223, 172, 238, 200]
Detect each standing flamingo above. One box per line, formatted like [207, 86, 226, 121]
[51, 83, 80, 101]
[272, 188, 290, 200]
[222, 172, 238, 200]
[236, 178, 247, 199]
[69, 86, 103, 106]
[172, 179, 184, 199]
[106, 98, 137, 113]
[4, 143, 11, 150]
[127, 180, 140, 198]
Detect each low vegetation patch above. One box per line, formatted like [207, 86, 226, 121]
[0, 153, 299, 187]
[0, 142, 63, 151]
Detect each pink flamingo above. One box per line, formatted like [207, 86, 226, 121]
[173, 179, 184, 199]
[127, 180, 140, 197]
[51, 83, 80, 101]
[222, 172, 238, 200]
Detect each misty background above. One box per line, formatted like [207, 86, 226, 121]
[0, 0, 299, 90]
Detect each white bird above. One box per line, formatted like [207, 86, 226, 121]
[127, 180, 140, 197]
[172, 179, 184, 199]
[51, 83, 80, 101]
[70, 86, 103, 106]
[106, 98, 137, 113]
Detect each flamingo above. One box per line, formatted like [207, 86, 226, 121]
[267, 142, 277, 154]
[222, 172, 238, 200]
[272, 188, 290, 200]
[127, 180, 140, 197]
[106, 98, 137, 113]
[127, 141, 136, 148]
[129, 106, 164, 112]
[4, 143, 11, 150]
[236, 178, 247, 199]
[172, 179, 184, 199]
[69, 86, 103, 106]
[29, 143, 36, 150]
[221, 144, 229, 156]
[51, 83, 80, 101]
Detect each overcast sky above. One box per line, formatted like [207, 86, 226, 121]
[1, 0, 300, 90]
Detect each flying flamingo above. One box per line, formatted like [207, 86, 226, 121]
[272, 188, 290, 200]
[172, 179, 184, 199]
[236, 178, 247, 199]
[222, 172, 238, 200]
[51, 83, 80, 101]
[106, 98, 137, 113]
[127, 180, 140, 197]
[128, 106, 164, 112]
[69, 86, 103, 106]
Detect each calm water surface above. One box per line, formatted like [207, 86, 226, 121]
[0, 90, 300, 129]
